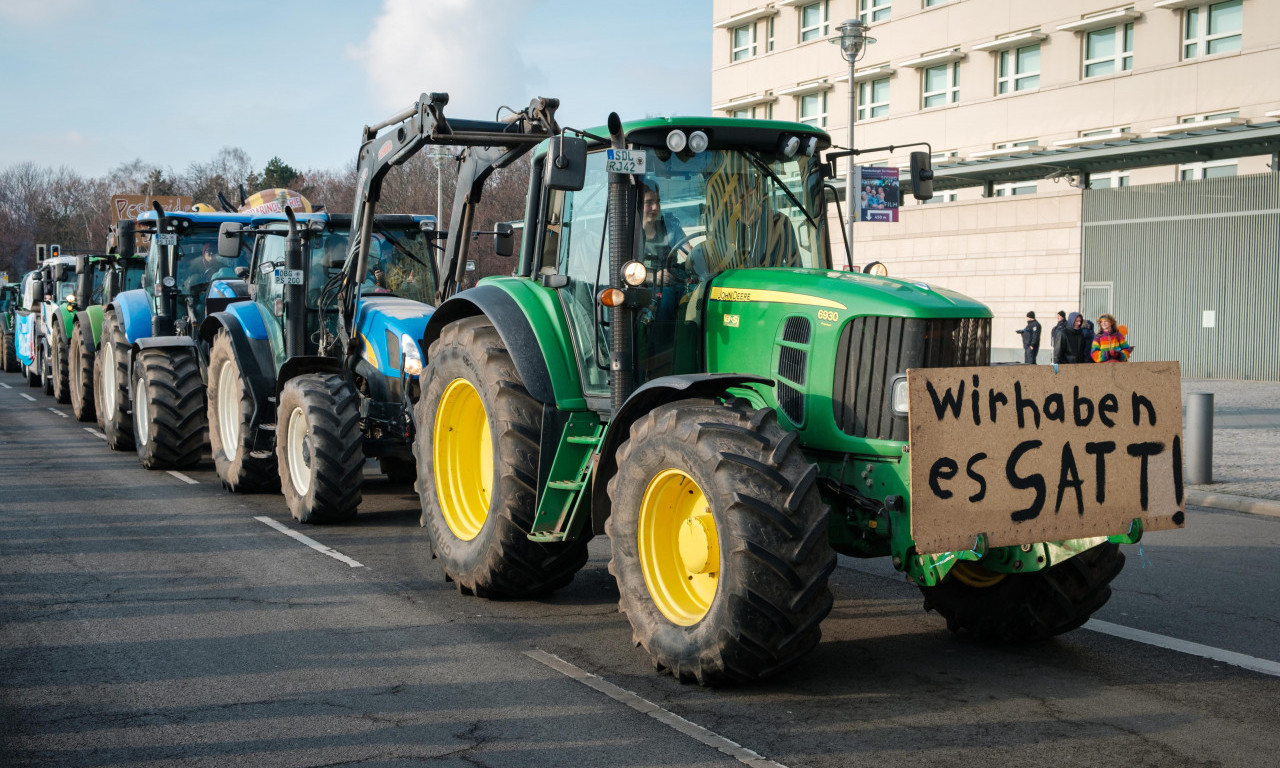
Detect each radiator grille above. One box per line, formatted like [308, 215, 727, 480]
[833, 316, 991, 440]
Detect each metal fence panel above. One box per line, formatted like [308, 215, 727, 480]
[1082, 173, 1280, 380]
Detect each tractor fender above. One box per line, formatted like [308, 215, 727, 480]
[422, 285, 555, 405]
[109, 289, 153, 345]
[74, 310, 98, 355]
[589, 373, 774, 535]
[201, 310, 278, 444]
[276, 356, 344, 397]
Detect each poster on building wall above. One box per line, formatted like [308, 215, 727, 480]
[856, 166, 900, 223]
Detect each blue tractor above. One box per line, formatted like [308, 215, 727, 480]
[95, 207, 253, 464]
[200, 209, 439, 509]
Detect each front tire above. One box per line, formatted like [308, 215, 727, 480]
[208, 330, 277, 492]
[98, 312, 134, 450]
[39, 341, 53, 395]
[414, 316, 589, 597]
[51, 319, 70, 404]
[69, 321, 96, 422]
[920, 542, 1125, 642]
[606, 399, 835, 685]
[132, 347, 207, 469]
[276, 374, 363, 523]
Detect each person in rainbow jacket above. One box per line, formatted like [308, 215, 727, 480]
[1091, 313, 1132, 363]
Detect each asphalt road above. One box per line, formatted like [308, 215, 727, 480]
[2, 369, 1278, 768]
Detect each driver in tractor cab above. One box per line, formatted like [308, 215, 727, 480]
[639, 180, 691, 333]
[183, 244, 222, 294]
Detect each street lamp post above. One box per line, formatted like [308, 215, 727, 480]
[830, 18, 875, 269]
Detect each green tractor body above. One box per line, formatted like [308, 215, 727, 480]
[65, 251, 147, 421]
[403, 108, 1178, 684]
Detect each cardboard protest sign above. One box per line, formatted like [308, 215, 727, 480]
[112, 195, 192, 221]
[908, 362, 1184, 554]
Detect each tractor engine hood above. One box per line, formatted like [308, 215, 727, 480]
[353, 295, 436, 376]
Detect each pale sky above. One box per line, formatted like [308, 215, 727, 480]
[0, 0, 712, 177]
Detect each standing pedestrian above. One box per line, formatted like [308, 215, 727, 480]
[1016, 311, 1042, 364]
[1054, 312, 1093, 364]
[1050, 310, 1067, 348]
[1091, 313, 1132, 362]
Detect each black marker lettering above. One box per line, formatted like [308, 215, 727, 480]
[929, 457, 959, 499]
[1132, 391, 1157, 427]
[1173, 435, 1183, 505]
[927, 380, 965, 421]
[1073, 386, 1094, 427]
[1044, 392, 1065, 423]
[988, 388, 1008, 423]
[1055, 442, 1085, 517]
[1085, 441, 1116, 504]
[1007, 440, 1045, 522]
[1099, 393, 1119, 428]
[1127, 441, 1165, 511]
[1015, 382, 1041, 429]
[966, 452, 988, 503]
[971, 375, 981, 426]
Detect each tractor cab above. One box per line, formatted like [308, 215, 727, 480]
[133, 209, 254, 333]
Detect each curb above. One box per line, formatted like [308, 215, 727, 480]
[1186, 490, 1280, 518]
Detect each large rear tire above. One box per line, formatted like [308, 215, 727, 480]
[1, 328, 16, 373]
[920, 542, 1125, 642]
[606, 399, 835, 685]
[276, 374, 363, 523]
[132, 347, 207, 469]
[208, 330, 278, 492]
[39, 340, 53, 396]
[50, 318, 70, 404]
[98, 312, 134, 450]
[68, 320, 96, 421]
[414, 316, 589, 597]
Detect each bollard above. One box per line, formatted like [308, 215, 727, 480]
[1185, 392, 1214, 485]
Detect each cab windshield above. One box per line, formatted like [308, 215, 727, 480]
[172, 231, 250, 294]
[361, 227, 438, 305]
[640, 148, 828, 276]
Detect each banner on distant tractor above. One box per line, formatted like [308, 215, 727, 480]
[238, 188, 312, 215]
[112, 195, 193, 222]
[907, 361, 1186, 554]
[855, 166, 900, 223]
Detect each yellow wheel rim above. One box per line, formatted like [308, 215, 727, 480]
[433, 378, 493, 541]
[638, 469, 719, 626]
[951, 560, 1007, 588]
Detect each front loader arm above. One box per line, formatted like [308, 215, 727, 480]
[340, 92, 562, 341]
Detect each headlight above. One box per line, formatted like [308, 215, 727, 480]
[621, 260, 648, 286]
[688, 130, 709, 154]
[665, 130, 687, 153]
[890, 374, 909, 416]
[401, 333, 423, 376]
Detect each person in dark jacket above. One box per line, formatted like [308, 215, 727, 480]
[1051, 310, 1067, 347]
[1016, 311, 1042, 364]
[1054, 312, 1093, 364]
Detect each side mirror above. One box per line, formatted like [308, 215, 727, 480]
[31, 279, 45, 304]
[218, 222, 242, 259]
[909, 151, 934, 202]
[494, 222, 515, 258]
[76, 255, 90, 275]
[544, 136, 587, 192]
[54, 266, 70, 283]
[234, 266, 250, 279]
[115, 220, 136, 258]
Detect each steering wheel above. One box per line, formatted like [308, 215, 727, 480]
[657, 232, 707, 285]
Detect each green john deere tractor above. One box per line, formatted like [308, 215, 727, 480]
[0, 281, 21, 373]
[405, 102, 1177, 685]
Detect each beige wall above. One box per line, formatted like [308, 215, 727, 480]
[711, 0, 1279, 353]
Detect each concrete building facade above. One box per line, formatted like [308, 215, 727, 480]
[710, 0, 1279, 359]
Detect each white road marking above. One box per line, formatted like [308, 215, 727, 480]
[1086, 620, 1280, 678]
[85, 427, 107, 440]
[167, 471, 199, 485]
[47, 408, 68, 418]
[253, 516, 365, 568]
[526, 650, 788, 768]
[0, 382, 11, 388]
[20, 393, 36, 401]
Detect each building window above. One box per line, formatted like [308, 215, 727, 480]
[799, 91, 828, 128]
[768, 16, 776, 51]
[922, 62, 959, 108]
[731, 108, 750, 119]
[1183, 0, 1242, 59]
[857, 77, 890, 120]
[924, 0, 950, 6]
[997, 44, 1040, 94]
[1179, 159, 1237, 180]
[858, 0, 890, 24]
[1084, 23, 1134, 77]
[992, 141, 1038, 196]
[800, 2, 830, 42]
[731, 23, 757, 62]
[1089, 171, 1130, 189]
